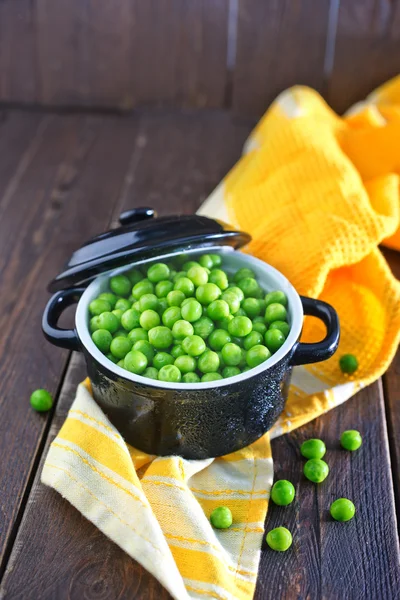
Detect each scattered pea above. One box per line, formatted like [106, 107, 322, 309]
[300, 439, 326, 460]
[340, 430, 362, 451]
[210, 506, 232, 529]
[271, 480, 295, 506]
[30, 389, 53, 412]
[304, 458, 329, 483]
[330, 498, 355, 522]
[339, 354, 358, 375]
[266, 527, 292, 551]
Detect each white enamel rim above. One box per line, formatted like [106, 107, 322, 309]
[76, 247, 304, 390]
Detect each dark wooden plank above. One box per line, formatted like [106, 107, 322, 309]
[130, 0, 229, 109]
[0, 0, 37, 103]
[8, 0, 229, 109]
[256, 381, 400, 600]
[0, 112, 142, 570]
[0, 111, 42, 206]
[0, 110, 253, 599]
[328, 0, 400, 113]
[232, 0, 331, 116]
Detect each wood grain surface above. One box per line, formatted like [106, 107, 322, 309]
[327, 0, 400, 113]
[2, 0, 400, 114]
[0, 113, 141, 570]
[0, 109, 399, 600]
[232, 0, 332, 116]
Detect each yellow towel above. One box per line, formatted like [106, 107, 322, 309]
[42, 77, 400, 600]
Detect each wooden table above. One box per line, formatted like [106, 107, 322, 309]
[0, 108, 398, 600]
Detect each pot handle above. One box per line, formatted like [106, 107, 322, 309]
[290, 296, 340, 366]
[42, 287, 85, 351]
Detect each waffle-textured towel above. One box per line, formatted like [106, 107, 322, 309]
[42, 77, 400, 600]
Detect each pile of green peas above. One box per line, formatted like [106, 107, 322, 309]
[88, 254, 291, 384]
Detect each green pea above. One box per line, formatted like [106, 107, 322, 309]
[115, 328, 128, 338]
[193, 316, 214, 339]
[210, 506, 232, 529]
[112, 308, 124, 321]
[198, 350, 220, 374]
[246, 345, 271, 368]
[110, 336, 133, 359]
[157, 298, 169, 316]
[227, 286, 244, 301]
[252, 321, 267, 336]
[171, 344, 185, 358]
[121, 308, 141, 332]
[127, 328, 149, 344]
[265, 303, 287, 324]
[222, 366, 241, 378]
[196, 283, 221, 305]
[110, 275, 131, 297]
[30, 389, 53, 412]
[148, 326, 173, 349]
[172, 319, 194, 340]
[258, 299, 266, 313]
[201, 373, 223, 382]
[92, 329, 112, 353]
[90, 316, 101, 332]
[303, 458, 329, 483]
[174, 355, 197, 374]
[271, 480, 295, 506]
[98, 293, 118, 308]
[153, 352, 175, 370]
[187, 265, 209, 287]
[139, 293, 159, 312]
[300, 439, 326, 460]
[265, 290, 287, 307]
[162, 306, 182, 329]
[174, 277, 195, 297]
[158, 364, 182, 383]
[143, 367, 159, 380]
[96, 312, 118, 333]
[182, 372, 201, 383]
[242, 298, 261, 318]
[215, 314, 234, 331]
[89, 299, 112, 316]
[209, 254, 222, 267]
[266, 527, 292, 552]
[155, 280, 174, 298]
[330, 498, 355, 522]
[264, 329, 286, 353]
[182, 260, 200, 272]
[209, 329, 231, 351]
[147, 263, 170, 283]
[243, 331, 263, 350]
[234, 268, 255, 283]
[220, 291, 240, 314]
[140, 309, 161, 331]
[115, 298, 131, 312]
[182, 335, 206, 357]
[340, 430, 362, 451]
[127, 269, 144, 285]
[206, 299, 230, 321]
[124, 350, 148, 374]
[221, 342, 242, 366]
[199, 254, 214, 269]
[217, 351, 225, 369]
[208, 269, 229, 291]
[339, 354, 358, 375]
[238, 277, 261, 298]
[228, 316, 252, 338]
[269, 321, 290, 337]
[173, 271, 187, 282]
[133, 340, 155, 362]
[181, 299, 203, 323]
[106, 352, 119, 364]
[117, 359, 125, 368]
[132, 279, 154, 300]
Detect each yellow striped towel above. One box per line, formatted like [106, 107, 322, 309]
[42, 77, 400, 600]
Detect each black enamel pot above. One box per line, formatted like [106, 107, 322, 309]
[43, 248, 340, 460]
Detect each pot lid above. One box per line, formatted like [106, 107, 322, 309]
[48, 207, 251, 292]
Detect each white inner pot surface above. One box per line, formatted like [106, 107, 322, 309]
[76, 247, 304, 390]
